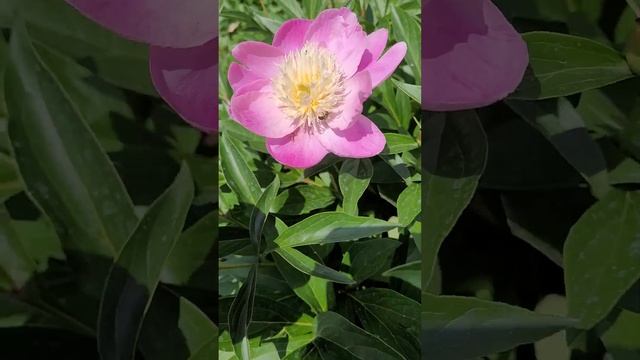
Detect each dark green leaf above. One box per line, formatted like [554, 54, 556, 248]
[339, 159, 373, 216]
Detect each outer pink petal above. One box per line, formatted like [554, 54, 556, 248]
[367, 42, 407, 88]
[357, 29, 389, 72]
[423, 0, 529, 111]
[327, 71, 372, 131]
[149, 39, 217, 133]
[304, 8, 367, 77]
[65, 0, 216, 48]
[273, 19, 313, 54]
[228, 63, 263, 93]
[229, 80, 298, 138]
[266, 129, 329, 169]
[231, 41, 284, 79]
[319, 114, 385, 158]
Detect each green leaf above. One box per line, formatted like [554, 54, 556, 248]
[564, 190, 640, 329]
[276, 0, 305, 18]
[220, 134, 262, 205]
[397, 184, 420, 226]
[512, 32, 635, 100]
[422, 294, 577, 360]
[271, 185, 334, 216]
[273, 212, 396, 249]
[423, 111, 487, 290]
[383, 261, 420, 288]
[273, 252, 331, 313]
[274, 246, 355, 285]
[6, 23, 138, 257]
[349, 289, 420, 359]
[349, 238, 400, 282]
[314, 311, 406, 360]
[138, 290, 217, 360]
[161, 212, 216, 286]
[507, 98, 611, 199]
[339, 159, 373, 216]
[390, 7, 420, 82]
[228, 265, 257, 360]
[601, 309, 640, 358]
[0, 206, 64, 289]
[382, 133, 420, 155]
[392, 79, 421, 104]
[98, 164, 194, 360]
[249, 176, 279, 252]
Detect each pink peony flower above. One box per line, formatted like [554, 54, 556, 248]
[64, 0, 217, 133]
[423, 0, 529, 111]
[228, 8, 407, 169]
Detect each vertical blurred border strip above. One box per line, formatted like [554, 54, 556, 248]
[421, 0, 528, 359]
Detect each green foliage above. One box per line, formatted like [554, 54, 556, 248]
[0, 2, 216, 358]
[425, 1, 640, 359]
[219, 0, 421, 358]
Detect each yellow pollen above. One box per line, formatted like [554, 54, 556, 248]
[273, 43, 346, 131]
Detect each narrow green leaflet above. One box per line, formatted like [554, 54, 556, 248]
[564, 190, 640, 329]
[249, 176, 279, 251]
[392, 79, 421, 105]
[397, 183, 421, 226]
[339, 159, 373, 216]
[220, 134, 262, 205]
[274, 252, 332, 313]
[6, 24, 138, 257]
[228, 265, 258, 360]
[512, 32, 635, 99]
[349, 238, 400, 282]
[275, 246, 355, 285]
[98, 164, 194, 360]
[271, 185, 335, 216]
[382, 133, 420, 155]
[422, 294, 577, 360]
[161, 212, 217, 286]
[273, 212, 396, 249]
[314, 311, 406, 360]
[350, 289, 420, 359]
[391, 7, 421, 82]
[383, 261, 420, 289]
[423, 111, 487, 289]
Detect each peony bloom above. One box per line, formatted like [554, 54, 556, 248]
[64, 0, 217, 132]
[423, 0, 528, 111]
[228, 8, 407, 169]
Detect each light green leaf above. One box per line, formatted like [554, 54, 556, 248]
[383, 261, 420, 289]
[6, 23, 138, 257]
[422, 294, 577, 360]
[339, 159, 373, 216]
[314, 311, 406, 360]
[275, 246, 355, 285]
[564, 190, 640, 329]
[382, 133, 420, 155]
[98, 164, 194, 360]
[397, 184, 421, 226]
[512, 32, 634, 100]
[221, 134, 262, 205]
[273, 212, 396, 249]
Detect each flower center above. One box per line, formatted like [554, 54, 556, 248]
[273, 43, 346, 130]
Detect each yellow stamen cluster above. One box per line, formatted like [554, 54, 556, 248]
[273, 43, 346, 132]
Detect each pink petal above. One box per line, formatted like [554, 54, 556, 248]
[65, 0, 216, 48]
[319, 114, 385, 158]
[266, 129, 329, 169]
[231, 41, 284, 79]
[367, 42, 407, 88]
[423, 0, 529, 111]
[149, 39, 217, 133]
[273, 19, 312, 54]
[229, 80, 299, 138]
[304, 8, 367, 78]
[327, 71, 372, 131]
[228, 63, 263, 93]
[357, 29, 389, 72]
